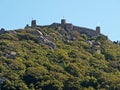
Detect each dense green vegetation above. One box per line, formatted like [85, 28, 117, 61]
[0, 26, 120, 90]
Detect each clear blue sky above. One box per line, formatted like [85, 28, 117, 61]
[0, 0, 120, 41]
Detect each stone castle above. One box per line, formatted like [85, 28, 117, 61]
[30, 19, 101, 37]
[0, 19, 101, 37]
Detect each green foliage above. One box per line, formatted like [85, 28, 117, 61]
[81, 76, 99, 89]
[1, 80, 29, 90]
[65, 63, 81, 77]
[0, 26, 119, 90]
[0, 34, 18, 40]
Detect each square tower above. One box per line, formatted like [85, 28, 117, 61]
[31, 20, 36, 28]
[61, 19, 66, 28]
[61, 19, 66, 25]
[96, 26, 100, 34]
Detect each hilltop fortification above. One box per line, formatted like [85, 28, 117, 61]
[30, 19, 101, 37]
[0, 19, 101, 37]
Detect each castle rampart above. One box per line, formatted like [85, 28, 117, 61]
[30, 19, 101, 37]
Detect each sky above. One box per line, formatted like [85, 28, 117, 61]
[0, 0, 120, 41]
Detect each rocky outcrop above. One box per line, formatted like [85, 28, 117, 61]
[31, 29, 56, 48]
[4, 51, 17, 59]
[0, 77, 6, 87]
[0, 28, 5, 34]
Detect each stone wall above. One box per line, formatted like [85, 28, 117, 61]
[60, 19, 100, 37]
[31, 19, 100, 37]
[73, 26, 100, 37]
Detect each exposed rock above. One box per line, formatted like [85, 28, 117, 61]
[86, 40, 93, 45]
[10, 51, 17, 56]
[92, 41, 101, 48]
[37, 36, 45, 42]
[46, 41, 56, 49]
[35, 32, 56, 48]
[32, 30, 43, 36]
[7, 30, 17, 34]
[93, 41, 101, 46]
[4, 51, 17, 59]
[25, 24, 30, 29]
[0, 77, 6, 87]
[0, 28, 5, 34]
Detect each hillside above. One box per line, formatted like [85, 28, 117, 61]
[0, 20, 120, 90]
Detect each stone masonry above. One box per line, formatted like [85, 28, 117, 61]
[31, 19, 101, 37]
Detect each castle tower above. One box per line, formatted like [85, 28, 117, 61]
[96, 26, 100, 34]
[61, 19, 66, 24]
[61, 19, 66, 28]
[31, 20, 36, 28]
